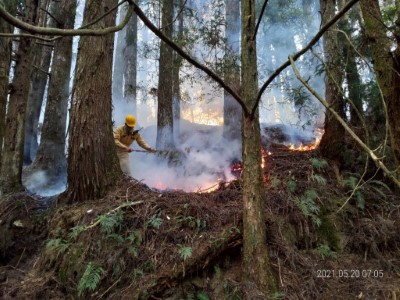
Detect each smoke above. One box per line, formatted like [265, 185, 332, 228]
[23, 170, 66, 197]
[129, 119, 241, 192]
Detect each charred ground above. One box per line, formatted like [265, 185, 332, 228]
[0, 141, 399, 299]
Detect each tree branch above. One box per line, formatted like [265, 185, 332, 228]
[0, 33, 55, 42]
[253, 0, 360, 118]
[252, 0, 269, 41]
[289, 56, 400, 189]
[127, 0, 247, 114]
[0, 1, 133, 36]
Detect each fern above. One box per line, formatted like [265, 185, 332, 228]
[286, 179, 297, 193]
[178, 245, 193, 261]
[107, 233, 124, 244]
[77, 262, 104, 297]
[97, 211, 123, 234]
[46, 238, 70, 257]
[196, 292, 210, 300]
[68, 225, 87, 240]
[126, 230, 142, 246]
[269, 175, 281, 188]
[310, 158, 328, 171]
[316, 244, 336, 260]
[312, 174, 327, 185]
[147, 214, 163, 229]
[293, 189, 321, 226]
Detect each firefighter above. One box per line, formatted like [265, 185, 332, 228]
[114, 115, 156, 174]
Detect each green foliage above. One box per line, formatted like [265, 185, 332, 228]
[316, 243, 336, 260]
[381, 5, 397, 23]
[107, 233, 124, 244]
[132, 268, 144, 279]
[312, 173, 327, 186]
[176, 215, 207, 230]
[214, 264, 221, 279]
[147, 214, 163, 229]
[310, 158, 328, 171]
[269, 175, 281, 188]
[292, 189, 321, 226]
[68, 225, 87, 240]
[286, 179, 297, 193]
[178, 245, 193, 261]
[270, 292, 285, 300]
[342, 174, 391, 210]
[97, 211, 123, 234]
[196, 292, 210, 300]
[46, 238, 70, 257]
[77, 262, 104, 297]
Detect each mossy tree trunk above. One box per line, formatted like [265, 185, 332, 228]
[65, 0, 122, 203]
[241, 0, 278, 295]
[318, 0, 345, 164]
[30, 0, 77, 178]
[0, 0, 38, 196]
[360, 0, 400, 179]
[156, 0, 174, 150]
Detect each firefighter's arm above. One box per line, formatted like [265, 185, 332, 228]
[114, 128, 130, 151]
[135, 134, 156, 152]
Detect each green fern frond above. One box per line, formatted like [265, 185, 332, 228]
[312, 174, 327, 185]
[309, 158, 328, 171]
[178, 245, 192, 261]
[97, 211, 123, 234]
[77, 262, 104, 297]
[147, 215, 163, 229]
[68, 225, 87, 240]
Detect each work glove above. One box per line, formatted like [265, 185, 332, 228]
[127, 148, 133, 153]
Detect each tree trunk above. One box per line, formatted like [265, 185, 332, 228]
[338, 0, 363, 126]
[112, 5, 126, 102]
[360, 0, 400, 178]
[172, 0, 184, 140]
[318, 0, 345, 164]
[65, 0, 122, 203]
[241, 0, 278, 295]
[0, 0, 38, 196]
[0, 1, 16, 166]
[29, 0, 77, 179]
[123, 9, 138, 115]
[223, 0, 242, 141]
[156, 0, 174, 150]
[23, 1, 53, 165]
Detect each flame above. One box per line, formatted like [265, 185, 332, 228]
[288, 138, 321, 151]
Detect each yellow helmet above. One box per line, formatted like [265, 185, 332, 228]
[125, 115, 136, 127]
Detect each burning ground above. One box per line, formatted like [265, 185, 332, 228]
[1, 137, 400, 299]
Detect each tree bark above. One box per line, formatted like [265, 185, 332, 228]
[23, 1, 53, 165]
[359, 0, 400, 179]
[65, 0, 122, 203]
[223, 0, 242, 141]
[318, 0, 345, 164]
[0, 0, 38, 195]
[156, 0, 174, 150]
[241, 0, 278, 295]
[0, 1, 16, 166]
[123, 9, 138, 115]
[29, 0, 77, 178]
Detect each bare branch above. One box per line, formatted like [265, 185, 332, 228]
[0, 33, 54, 42]
[289, 56, 400, 189]
[40, 7, 62, 27]
[253, 0, 360, 118]
[127, 0, 247, 114]
[252, 0, 269, 41]
[0, 1, 133, 36]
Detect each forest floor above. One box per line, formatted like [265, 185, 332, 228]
[0, 140, 400, 299]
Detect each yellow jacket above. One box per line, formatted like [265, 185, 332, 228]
[114, 125, 154, 153]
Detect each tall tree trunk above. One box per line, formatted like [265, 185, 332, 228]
[360, 0, 400, 178]
[223, 0, 242, 141]
[318, 0, 345, 164]
[112, 5, 127, 101]
[23, 0, 53, 165]
[338, 0, 363, 126]
[65, 0, 121, 203]
[0, 1, 16, 166]
[123, 9, 138, 115]
[29, 0, 77, 179]
[172, 0, 184, 140]
[241, 0, 278, 295]
[0, 0, 38, 196]
[156, 0, 174, 150]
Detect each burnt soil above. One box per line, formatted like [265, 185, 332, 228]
[0, 144, 399, 299]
